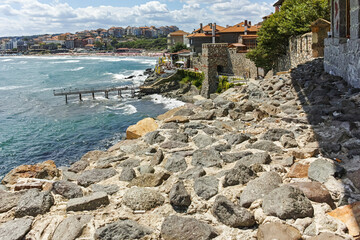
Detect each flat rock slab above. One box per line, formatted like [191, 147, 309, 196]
[192, 149, 222, 168]
[193, 134, 216, 149]
[257, 222, 302, 240]
[327, 201, 360, 237]
[239, 172, 282, 208]
[289, 182, 335, 208]
[0, 191, 23, 213]
[123, 187, 165, 211]
[68, 160, 89, 173]
[77, 168, 118, 187]
[160, 141, 188, 149]
[52, 180, 83, 199]
[15, 189, 54, 218]
[96, 219, 152, 240]
[212, 195, 255, 228]
[164, 116, 189, 123]
[235, 152, 271, 167]
[52, 215, 92, 240]
[308, 159, 342, 183]
[247, 140, 283, 153]
[221, 151, 253, 163]
[263, 185, 314, 220]
[161, 215, 218, 240]
[0, 217, 33, 240]
[286, 163, 310, 178]
[127, 172, 170, 187]
[67, 192, 109, 212]
[91, 184, 119, 195]
[194, 176, 219, 200]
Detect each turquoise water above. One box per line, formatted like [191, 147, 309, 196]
[0, 56, 182, 179]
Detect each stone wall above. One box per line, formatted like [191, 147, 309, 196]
[228, 48, 258, 79]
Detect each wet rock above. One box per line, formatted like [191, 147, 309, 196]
[138, 165, 155, 174]
[194, 176, 219, 200]
[287, 163, 310, 178]
[144, 131, 165, 145]
[221, 151, 253, 163]
[118, 159, 140, 168]
[165, 154, 188, 172]
[247, 140, 282, 153]
[308, 159, 344, 183]
[126, 117, 158, 139]
[77, 168, 118, 187]
[67, 192, 109, 212]
[223, 164, 256, 187]
[128, 172, 170, 187]
[179, 167, 206, 179]
[160, 215, 218, 240]
[52, 215, 92, 240]
[160, 141, 188, 149]
[235, 152, 271, 167]
[212, 195, 255, 228]
[119, 168, 136, 182]
[169, 133, 189, 143]
[122, 187, 164, 210]
[91, 184, 119, 195]
[0, 217, 33, 240]
[263, 185, 314, 219]
[150, 149, 164, 166]
[239, 172, 282, 208]
[68, 161, 89, 173]
[193, 134, 216, 148]
[224, 133, 250, 145]
[169, 181, 191, 210]
[257, 222, 302, 240]
[262, 128, 293, 141]
[0, 191, 23, 213]
[289, 182, 336, 208]
[52, 180, 83, 199]
[192, 149, 222, 168]
[2, 160, 59, 185]
[15, 189, 54, 217]
[96, 219, 152, 240]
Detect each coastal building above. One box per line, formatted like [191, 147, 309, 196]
[218, 20, 260, 48]
[187, 23, 225, 53]
[324, 0, 360, 88]
[167, 30, 189, 50]
[273, 0, 284, 12]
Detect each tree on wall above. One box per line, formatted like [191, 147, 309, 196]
[246, 0, 330, 73]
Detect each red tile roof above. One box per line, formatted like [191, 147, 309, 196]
[187, 33, 220, 38]
[219, 22, 260, 33]
[169, 30, 189, 36]
[194, 24, 225, 33]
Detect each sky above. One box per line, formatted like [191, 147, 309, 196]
[0, 0, 276, 37]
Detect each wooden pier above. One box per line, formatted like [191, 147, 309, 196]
[53, 85, 139, 104]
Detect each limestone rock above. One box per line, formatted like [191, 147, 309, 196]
[263, 185, 314, 219]
[160, 215, 218, 240]
[126, 117, 158, 139]
[122, 187, 164, 211]
[212, 195, 255, 227]
[165, 154, 188, 172]
[0, 191, 23, 213]
[235, 152, 271, 167]
[157, 106, 184, 120]
[52, 180, 83, 199]
[193, 134, 216, 148]
[194, 176, 219, 200]
[67, 192, 109, 212]
[77, 168, 117, 187]
[257, 222, 302, 240]
[96, 219, 152, 240]
[52, 215, 92, 240]
[239, 172, 282, 208]
[327, 201, 360, 237]
[127, 172, 170, 187]
[119, 168, 136, 182]
[223, 164, 256, 187]
[15, 189, 54, 218]
[169, 181, 191, 210]
[0, 217, 33, 240]
[68, 161, 89, 173]
[192, 149, 222, 168]
[91, 184, 119, 195]
[2, 160, 59, 185]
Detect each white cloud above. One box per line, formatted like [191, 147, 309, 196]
[0, 0, 273, 37]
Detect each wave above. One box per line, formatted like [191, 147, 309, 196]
[150, 94, 185, 110]
[0, 85, 25, 91]
[69, 67, 84, 71]
[50, 60, 80, 64]
[106, 103, 137, 115]
[0, 59, 13, 62]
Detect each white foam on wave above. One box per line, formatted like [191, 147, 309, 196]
[69, 67, 84, 71]
[106, 103, 137, 115]
[150, 94, 185, 110]
[0, 85, 25, 91]
[0, 59, 13, 62]
[50, 60, 80, 64]
[105, 70, 148, 86]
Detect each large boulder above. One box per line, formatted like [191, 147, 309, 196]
[52, 215, 92, 240]
[52, 180, 83, 199]
[263, 185, 314, 219]
[95, 219, 152, 240]
[160, 215, 218, 240]
[194, 176, 219, 200]
[15, 189, 54, 218]
[0, 217, 34, 240]
[126, 118, 158, 139]
[122, 187, 164, 210]
[2, 160, 59, 185]
[0, 191, 23, 213]
[66, 192, 110, 212]
[212, 195, 255, 227]
[77, 168, 117, 187]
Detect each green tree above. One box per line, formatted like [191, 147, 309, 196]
[94, 41, 104, 49]
[247, 0, 330, 72]
[170, 42, 188, 53]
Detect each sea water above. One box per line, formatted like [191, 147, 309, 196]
[0, 56, 184, 179]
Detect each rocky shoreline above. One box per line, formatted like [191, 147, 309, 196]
[0, 58, 359, 239]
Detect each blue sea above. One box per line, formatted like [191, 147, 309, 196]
[0, 56, 184, 179]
